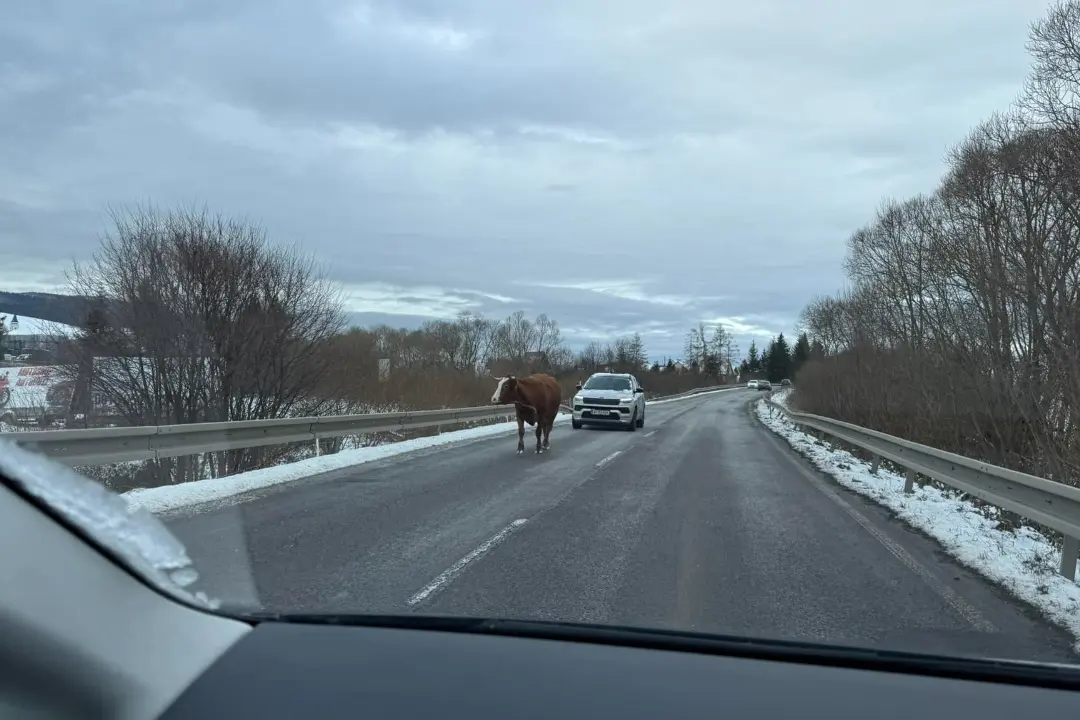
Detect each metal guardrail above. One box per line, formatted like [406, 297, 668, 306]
[2, 384, 737, 468]
[764, 393, 1080, 581]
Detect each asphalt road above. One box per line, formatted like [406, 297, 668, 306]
[165, 389, 1079, 663]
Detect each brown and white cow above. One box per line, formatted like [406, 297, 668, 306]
[490, 373, 562, 455]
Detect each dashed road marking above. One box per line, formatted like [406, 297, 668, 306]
[595, 451, 622, 469]
[407, 519, 528, 606]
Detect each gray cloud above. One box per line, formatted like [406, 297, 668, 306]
[0, 0, 1051, 359]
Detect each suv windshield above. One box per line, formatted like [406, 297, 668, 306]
[583, 376, 631, 391]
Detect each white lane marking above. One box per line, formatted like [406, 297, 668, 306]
[595, 451, 622, 469]
[760, 428, 996, 632]
[644, 430, 657, 438]
[407, 519, 528, 606]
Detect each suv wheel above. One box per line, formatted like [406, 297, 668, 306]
[627, 410, 637, 432]
[636, 408, 645, 428]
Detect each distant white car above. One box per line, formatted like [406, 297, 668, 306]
[571, 372, 646, 431]
[746, 380, 759, 389]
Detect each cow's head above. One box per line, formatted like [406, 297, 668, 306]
[490, 375, 518, 404]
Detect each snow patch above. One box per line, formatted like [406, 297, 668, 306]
[3, 314, 78, 337]
[755, 394, 1080, 650]
[124, 412, 541, 515]
[769, 387, 792, 409]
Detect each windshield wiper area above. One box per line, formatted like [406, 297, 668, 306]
[241, 612, 1080, 691]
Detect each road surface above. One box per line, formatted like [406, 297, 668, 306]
[165, 389, 1078, 662]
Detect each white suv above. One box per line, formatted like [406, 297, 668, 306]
[571, 372, 646, 431]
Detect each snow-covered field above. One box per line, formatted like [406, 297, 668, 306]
[757, 390, 1080, 649]
[123, 386, 739, 515]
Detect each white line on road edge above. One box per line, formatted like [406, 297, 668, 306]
[757, 419, 996, 633]
[644, 430, 657, 438]
[595, 451, 622, 469]
[407, 519, 528, 606]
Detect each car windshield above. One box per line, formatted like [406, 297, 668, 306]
[582, 376, 632, 391]
[4, 0, 1080, 678]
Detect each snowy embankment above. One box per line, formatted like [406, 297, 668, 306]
[757, 390, 1080, 649]
[123, 386, 739, 515]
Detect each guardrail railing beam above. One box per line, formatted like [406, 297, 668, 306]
[764, 395, 1080, 581]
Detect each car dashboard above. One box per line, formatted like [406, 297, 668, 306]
[159, 616, 1080, 719]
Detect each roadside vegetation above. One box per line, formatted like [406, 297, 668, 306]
[793, 1, 1080, 487]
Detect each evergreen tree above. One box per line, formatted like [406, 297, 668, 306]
[768, 333, 792, 381]
[650, 361, 661, 372]
[703, 352, 720, 378]
[759, 343, 771, 377]
[665, 357, 676, 372]
[746, 340, 759, 372]
[792, 332, 811, 377]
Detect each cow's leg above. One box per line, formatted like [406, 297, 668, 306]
[542, 417, 552, 449]
[516, 416, 525, 454]
[535, 422, 543, 454]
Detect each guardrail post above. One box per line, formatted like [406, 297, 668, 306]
[871, 456, 880, 475]
[314, 436, 320, 457]
[904, 469, 915, 494]
[1061, 535, 1079, 581]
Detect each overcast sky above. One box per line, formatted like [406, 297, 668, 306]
[0, 0, 1047, 361]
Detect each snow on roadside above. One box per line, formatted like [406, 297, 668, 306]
[123, 414, 550, 515]
[123, 387, 741, 515]
[755, 392, 1080, 650]
[769, 387, 792, 409]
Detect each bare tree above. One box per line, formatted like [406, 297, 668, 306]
[709, 324, 737, 378]
[683, 323, 709, 368]
[793, 3, 1080, 486]
[63, 204, 345, 481]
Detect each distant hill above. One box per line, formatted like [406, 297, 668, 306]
[0, 292, 94, 327]
[1, 292, 424, 335]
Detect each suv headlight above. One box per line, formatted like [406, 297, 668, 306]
[573, 396, 582, 404]
[619, 397, 633, 404]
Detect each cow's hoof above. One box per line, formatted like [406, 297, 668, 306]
[516, 449, 524, 455]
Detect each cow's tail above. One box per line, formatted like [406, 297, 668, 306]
[514, 401, 539, 426]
